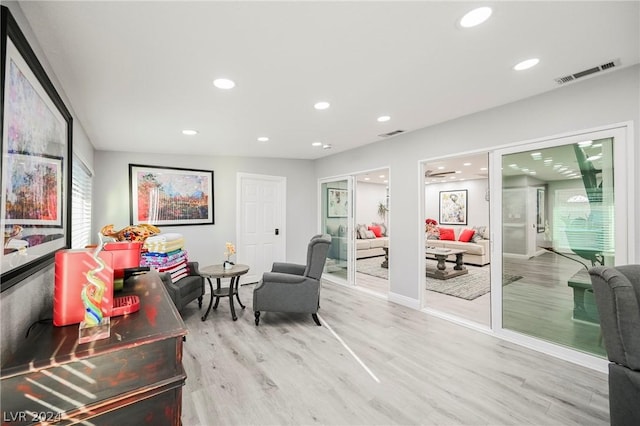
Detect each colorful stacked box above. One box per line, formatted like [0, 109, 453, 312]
[141, 233, 189, 282]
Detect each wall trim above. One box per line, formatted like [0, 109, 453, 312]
[388, 291, 420, 309]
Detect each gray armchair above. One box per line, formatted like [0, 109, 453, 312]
[160, 261, 205, 312]
[253, 234, 331, 326]
[589, 265, 640, 426]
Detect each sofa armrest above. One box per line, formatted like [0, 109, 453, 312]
[271, 262, 306, 276]
[477, 239, 490, 252]
[187, 261, 200, 276]
[263, 271, 308, 284]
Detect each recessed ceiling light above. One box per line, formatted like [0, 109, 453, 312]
[383, 180, 388, 183]
[213, 78, 235, 89]
[311, 141, 323, 147]
[513, 58, 540, 71]
[322, 143, 332, 149]
[455, 170, 462, 174]
[379, 175, 385, 179]
[257, 137, 269, 142]
[314, 101, 330, 110]
[377, 115, 391, 122]
[463, 162, 471, 166]
[480, 167, 488, 171]
[182, 129, 199, 136]
[459, 7, 492, 28]
[437, 166, 445, 170]
[364, 177, 370, 181]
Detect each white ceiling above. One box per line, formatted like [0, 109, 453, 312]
[18, 1, 640, 160]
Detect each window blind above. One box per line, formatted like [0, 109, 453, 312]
[71, 155, 93, 249]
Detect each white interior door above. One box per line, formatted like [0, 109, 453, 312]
[237, 173, 286, 284]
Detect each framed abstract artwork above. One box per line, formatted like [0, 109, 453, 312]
[327, 188, 348, 218]
[439, 190, 468, 225]
[1, 6, 73, 292]
[129, 164, 214, 226]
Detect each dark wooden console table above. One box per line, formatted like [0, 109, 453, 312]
[1, 271, 187, 425]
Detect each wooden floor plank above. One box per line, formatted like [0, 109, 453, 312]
[180, 280, 608, 425]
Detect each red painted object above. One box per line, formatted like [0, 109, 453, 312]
[54, 249, 114, 326]
[54, 243, 144, 326]
[103, 241, 143, 291]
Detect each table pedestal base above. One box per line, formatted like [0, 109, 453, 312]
[426, 252, 468, 280]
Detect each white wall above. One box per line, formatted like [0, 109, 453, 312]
[425, 179, 489, 235]
[315, 65, 640, 304]
[93, 151, 317, 268]
[1, 2, 98, 361]
[355, 181, 387, 225]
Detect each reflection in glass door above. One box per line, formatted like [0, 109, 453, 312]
[321, 178, 354, 285]
[497, 128, 628, 357]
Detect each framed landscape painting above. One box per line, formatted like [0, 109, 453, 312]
[129, 164, 214, 226]
[439, 190, 468, 225]
[1, 6, 73, 292]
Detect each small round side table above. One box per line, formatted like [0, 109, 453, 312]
[199, 264, 250, 321]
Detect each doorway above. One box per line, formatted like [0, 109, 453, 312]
[236, 173, 286, 284]
[320, 169, 390, 297]
[492, 125, 631, 358]
[320, 177, 354, 286]
[421, 153, 491, 327]
[354, 169, 390, 297]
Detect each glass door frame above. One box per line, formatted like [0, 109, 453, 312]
[489, 123, 634, 371]
[318, 175, 356, 286]
[419, 154, 493, 332]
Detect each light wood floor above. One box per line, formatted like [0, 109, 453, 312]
[180, 281, 608, 425]
[327, 252, 603, 357]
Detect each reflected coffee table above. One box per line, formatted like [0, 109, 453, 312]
[425, 248, 468, 280]
[200, 264, 250, 321]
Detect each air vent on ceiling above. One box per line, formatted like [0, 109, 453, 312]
[378, 129, 405, 138]
[554, 59, 620, 85]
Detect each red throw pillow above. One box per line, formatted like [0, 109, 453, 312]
[439, 228, 455, 241]
[458, 228, 476, 243]
[368, 225, 383, 238]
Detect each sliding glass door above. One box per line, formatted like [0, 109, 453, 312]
[320, 178, 355, 285]
[493, 126, 630, 357]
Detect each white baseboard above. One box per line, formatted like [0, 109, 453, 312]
[388, 291, 420, 309]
